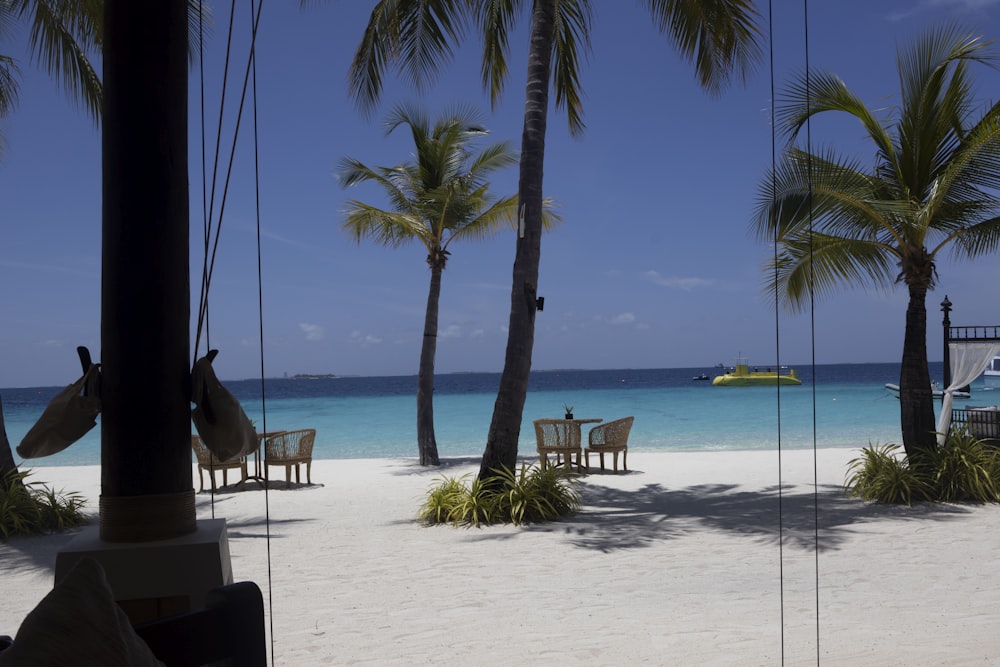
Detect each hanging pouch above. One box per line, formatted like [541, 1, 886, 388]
[191, 350, 257, 462]
[18, 364, 102, 459]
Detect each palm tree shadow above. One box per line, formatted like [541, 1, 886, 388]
[532, 481, 973, 553]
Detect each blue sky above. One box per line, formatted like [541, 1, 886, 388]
[2, 0, 1000, 387]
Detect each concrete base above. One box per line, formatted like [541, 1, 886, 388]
[55, 518, 233, 623]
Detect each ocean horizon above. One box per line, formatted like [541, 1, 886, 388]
[4, 361, 995, 467]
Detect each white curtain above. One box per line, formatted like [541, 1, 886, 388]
[936, 342, 1000, 445]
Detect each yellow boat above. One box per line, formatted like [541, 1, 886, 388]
[712, 358, 801, 386]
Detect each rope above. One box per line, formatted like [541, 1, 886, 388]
[800, 0, 822, 660]
[765, 1, 786, 662]
[196, 0, 275, 662]
[245, 0, 277, 663]
[770, 1, 821, 662]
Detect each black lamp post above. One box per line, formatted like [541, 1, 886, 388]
[941, 295, 952, 388]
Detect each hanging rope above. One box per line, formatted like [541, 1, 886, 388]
[196, 0, 276, 662]
[800, 0, 822, 660]
[765, 2, 787, 663]
[770, 1, 821, 663]
[245, 0, 277, 663]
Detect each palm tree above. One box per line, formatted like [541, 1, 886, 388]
[348, 0, 761, 478]
[0, 0, 103, 125]
[752, 25, 1000, 458]
[340, 103, 557, 465]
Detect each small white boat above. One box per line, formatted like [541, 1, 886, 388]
[985, 356, 1000, 378]
[884, 383, 970, 400]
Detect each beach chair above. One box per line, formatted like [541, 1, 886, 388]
[263, 428, 316, 487]
[192, 435, 248, 492]
[533, 419, 583, 472]
[584, 416, 634, 473]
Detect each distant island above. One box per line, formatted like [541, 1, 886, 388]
[290, 373, 337, 379]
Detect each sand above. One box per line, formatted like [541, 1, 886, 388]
[2, 448, 1000, 666]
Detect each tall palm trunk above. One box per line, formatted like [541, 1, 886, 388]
[479, 0, 554, 480]
[0, 396, 18, 482]
[899, 283, 936, 457]
[417, 261, 443, 465]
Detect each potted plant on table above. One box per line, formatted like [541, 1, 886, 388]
[563, 404, 574, 420]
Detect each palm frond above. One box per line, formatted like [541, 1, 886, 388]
[643, 0, 762, 95]
[0, 54, 21, 118]
[341, 203, 430, 249]
[778, 70, 896, 164]
[349, 0, 471, 114]
[550, 0, 592, 137]
[764, 232, 897, 311]
[476, 0, 521, 109]
[15, 0, 102, 123]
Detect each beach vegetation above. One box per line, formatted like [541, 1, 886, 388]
[346, 0, 763, 481]
[418, 463, 581, 526]
[340, 104, 558, 466]
[0, 468, 88, 538]
[846, 432, 1000, 505]
[753, 24, 1000, 460]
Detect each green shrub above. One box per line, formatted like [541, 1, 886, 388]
[419, 463, 581, 527]
[846, 433, 1000, 505]
[846, 443, 929, 505]
[1, 468, 88, 539]
[917, 430, 1000, 502]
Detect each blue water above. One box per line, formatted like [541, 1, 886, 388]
[4, 362, 996, 466]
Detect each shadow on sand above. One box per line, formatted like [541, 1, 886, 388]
[411, 458, 976, 554]
[531, 479, 973, 554]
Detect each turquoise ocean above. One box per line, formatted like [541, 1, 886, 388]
[3, 361, 995, 467]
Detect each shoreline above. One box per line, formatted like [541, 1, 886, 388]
[3, 449, 999, 664]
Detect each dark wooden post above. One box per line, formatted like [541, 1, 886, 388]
[100, 0, 194, 542]
[941, 295, 952, 389]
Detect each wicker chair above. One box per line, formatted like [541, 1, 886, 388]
[533, 419, 583, 472]
[263, 429, 316, 487]
[584, 416, 634, 473]
[192, 435, 248, 492]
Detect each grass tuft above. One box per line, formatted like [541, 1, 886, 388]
[419, 463, 581, 526]
[846, 430, 1000, 506]
[1, 468, 88, 539]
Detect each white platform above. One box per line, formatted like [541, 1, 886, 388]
[55, 518, 233, 618]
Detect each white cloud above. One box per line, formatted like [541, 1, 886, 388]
[609, 312, 636, 325]
[642, 270, 713, 290]
[349, 330, 382, 346]
[299, 323, 325, 341]
[439, 324, 462, 339]
[471, 328, 485, 338]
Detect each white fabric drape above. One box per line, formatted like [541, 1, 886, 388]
[936, 342, 1000, 445]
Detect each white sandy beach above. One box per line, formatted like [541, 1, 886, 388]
[3, 448, 1000, 666]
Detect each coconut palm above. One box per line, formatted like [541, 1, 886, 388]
[349, 0, 762, 478]
[752, 25, 1000, 458]
[340, 103, 559, 465]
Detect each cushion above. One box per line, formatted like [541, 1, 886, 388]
[0, 558, 163, 666]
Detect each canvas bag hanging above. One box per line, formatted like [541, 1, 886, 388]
[18, 364, 101, 459]
[191, 350, 257, 462]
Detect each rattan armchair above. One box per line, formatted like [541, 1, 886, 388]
[584, 416, 634, 473]
[263, 428, 316, 487]
[533, 419, 583, 472]
[192, 435, 248, 492]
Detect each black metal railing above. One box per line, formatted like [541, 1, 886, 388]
[947, 326, 1000, 342]
[951, 407, 1000, 444]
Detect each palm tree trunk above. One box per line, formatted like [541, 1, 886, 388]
[417, 264, 442, 465]
[899, 283, 937, 457]
[0, 395, 18, 482]
[479, 0, 555, 480]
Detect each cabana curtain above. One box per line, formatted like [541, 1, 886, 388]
[935, 342, 1000, 445]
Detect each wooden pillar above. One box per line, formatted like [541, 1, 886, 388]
[100, 0, 194, 542]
